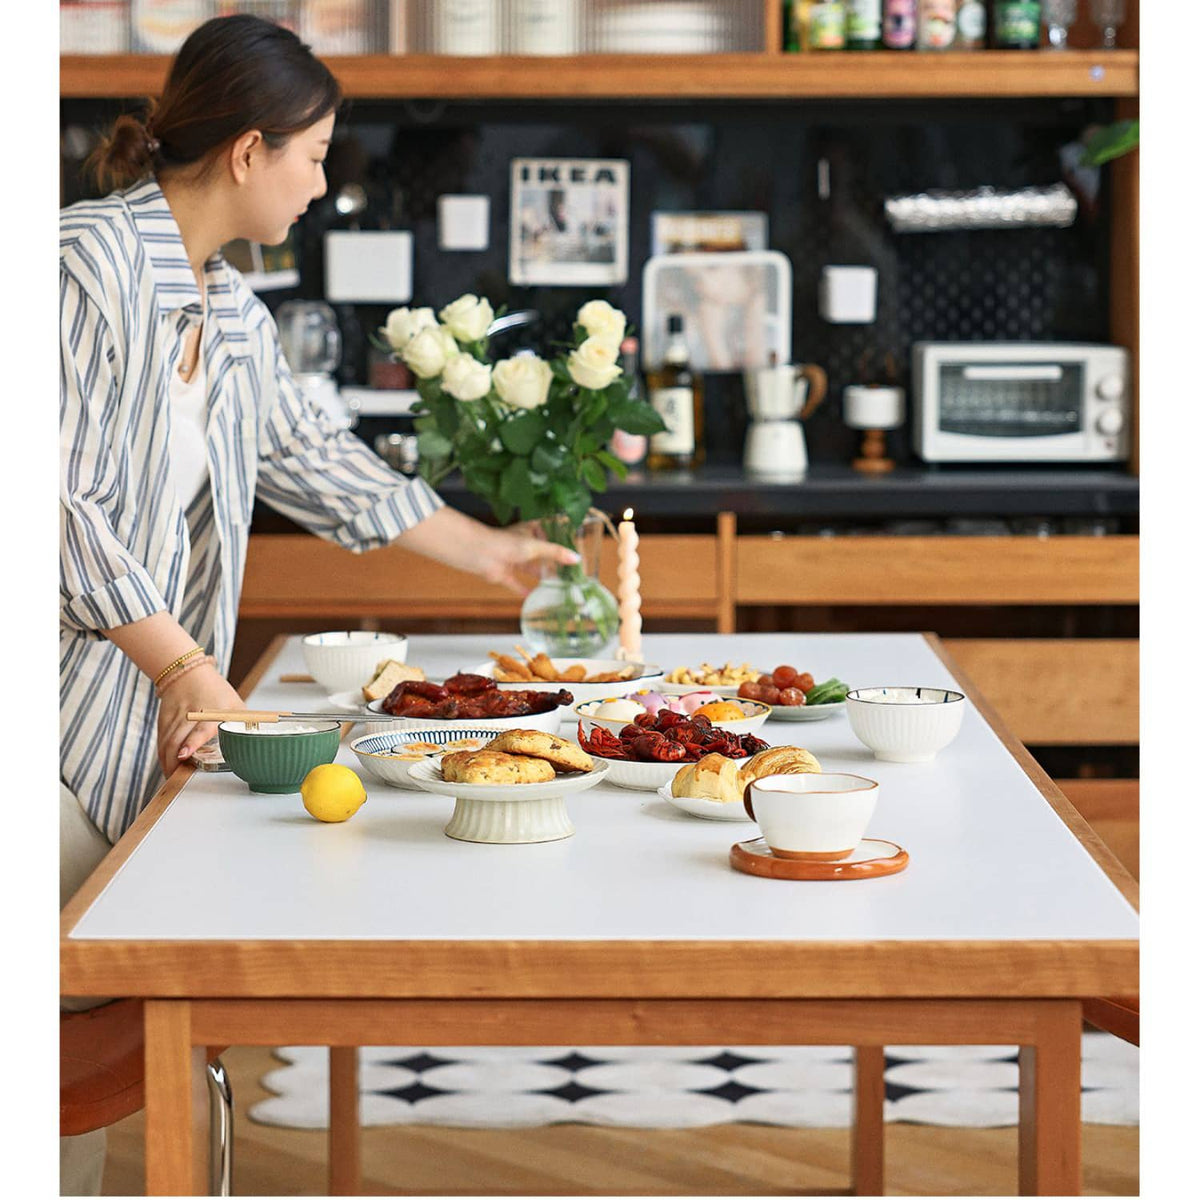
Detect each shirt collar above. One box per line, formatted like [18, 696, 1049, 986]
[124, 177, 253, 359]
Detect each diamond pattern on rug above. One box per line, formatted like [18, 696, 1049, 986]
[249, 1034, 1137, 1132]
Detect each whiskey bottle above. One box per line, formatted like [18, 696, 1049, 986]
[646, 315, 705, 471]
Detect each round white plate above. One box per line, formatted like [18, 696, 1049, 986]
[327, 690, 369, 713]
[656, 782, 754, 823]
[768, 701, 846, 722]
[468, 658, 664, 705]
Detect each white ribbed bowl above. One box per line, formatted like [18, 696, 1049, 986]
[364, 699, 567, 739]
[845, 687, 965, 763]
[301, 631, 407, 693]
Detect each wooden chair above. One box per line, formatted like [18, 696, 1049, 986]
[60, 999, 234, 1195]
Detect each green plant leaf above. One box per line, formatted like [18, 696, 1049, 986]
[610, 398, 667, 436]
[580, 458, 607, 492]
[595, 449, 625, 476]
[531, 440, 569, 474]
[416, 428, 453, 460]
[500, 457, 536, 510]
[490, 497, 514, 526]
[552, 480, 591, 528]
[1081, 119, 1139, 167]
[499, 411, 548, 455]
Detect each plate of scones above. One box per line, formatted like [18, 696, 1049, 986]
[659, 745, 823, 821]
[406, 729, 611, 844]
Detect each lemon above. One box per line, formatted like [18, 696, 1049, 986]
[301, 764, 367, 823]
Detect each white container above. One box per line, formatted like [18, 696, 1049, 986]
[818, 265, 878, 324]
[845, 686, 966, 763]
[747, 773, 879, 860]
[843, 385, 905, 431]
[301, 631, 408, 693]
[61, 1, 131, 54]
[508, 0, 580, 54]
[430, 0, 499, 54]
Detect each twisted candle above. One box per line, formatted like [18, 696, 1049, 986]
[616, 508, 642, 661]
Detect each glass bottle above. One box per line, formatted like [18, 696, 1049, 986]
[609, 337, 648, 467]
[882, 0, 918, 48]
[846, 0, 883, 48]
[808, 1, 848, 48]
[917, 0, 958, 47]
[991, 1, 1042, 48]
[954, 0, 988, 46]
[646, 315, 705, 471]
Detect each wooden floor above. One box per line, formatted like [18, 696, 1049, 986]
[100, 1044, 1139, 1196]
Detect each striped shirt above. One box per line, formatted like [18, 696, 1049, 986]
[60, 178, 443, 843]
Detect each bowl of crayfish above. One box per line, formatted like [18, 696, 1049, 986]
[365, 674, 571, 736]
[576, 695, 772, 739]
[576, 710, 771, 791]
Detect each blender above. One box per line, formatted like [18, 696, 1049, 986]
[275, 300, 351, 428]
[742, 363, 827, 479]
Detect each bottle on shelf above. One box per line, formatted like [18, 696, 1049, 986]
[917, 0, 958, 47]
[785, 1, 848, 51]
[954, 0, 988, 46]
[882, 0, 918, 49]
[991, 1, 1042, 48]
[609, 337, 648, 468]
[846, 0, 883, 49]
[646, 315, 705, 472]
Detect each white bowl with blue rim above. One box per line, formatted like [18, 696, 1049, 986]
[349, 727, 497, 788]
[301, 631, 408, 693]
[845, 686, 966, 763]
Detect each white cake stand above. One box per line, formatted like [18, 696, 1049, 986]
[406, 758, 610, 844]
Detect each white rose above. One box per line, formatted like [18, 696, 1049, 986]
[567, 337, 622, 391]
[576, 300, 626, 350]
[438, 294, 495, 343]
[492, 355, 553, 410]
[402, 325, 458, 379]
[441, 352, 492, 402]
[382, 306, 436, 353]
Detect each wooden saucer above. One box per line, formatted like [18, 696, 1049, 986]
[730, 837, 909, 881]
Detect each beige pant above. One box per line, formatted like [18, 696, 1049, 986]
[60, 783, 115, 1196]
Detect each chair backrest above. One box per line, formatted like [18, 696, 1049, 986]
[60, 999, 146, 1137]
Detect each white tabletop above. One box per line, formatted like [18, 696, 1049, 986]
[70, 633, 1138, 944]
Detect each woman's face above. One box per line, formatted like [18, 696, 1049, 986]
[236, 112, 334, 245]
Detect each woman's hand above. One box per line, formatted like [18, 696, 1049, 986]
[156, 662, 245, 775]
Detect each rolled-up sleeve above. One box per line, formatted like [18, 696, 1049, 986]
[254, 337, 444, 553]
[60, 270, 168, 633]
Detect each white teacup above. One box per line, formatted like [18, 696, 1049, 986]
[745, 773, 879, 861]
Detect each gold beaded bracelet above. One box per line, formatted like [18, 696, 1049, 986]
[153, 646, 204, 686]
[156, 653, 216, 699]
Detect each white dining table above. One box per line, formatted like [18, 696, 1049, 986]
[61, 632, 1139, 1195]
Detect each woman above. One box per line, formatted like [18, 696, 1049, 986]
[60, 13, 577, 1187]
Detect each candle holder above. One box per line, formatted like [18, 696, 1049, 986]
[843, 385, 905, 475]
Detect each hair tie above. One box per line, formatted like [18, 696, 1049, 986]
[146, 135, 161, 155]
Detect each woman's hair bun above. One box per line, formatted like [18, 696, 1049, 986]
[88, 113, 157, 192]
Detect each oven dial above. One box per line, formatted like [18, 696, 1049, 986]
[1096, 373, 1125, 401]
[1096, 408, 1125, 436]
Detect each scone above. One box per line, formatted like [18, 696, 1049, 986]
[363, 659, 427, 702]
[738, 746, 822, 793]
[441, 750, 555, 785]
[485, 729, 593, 774]
[671, 753, 743, 804]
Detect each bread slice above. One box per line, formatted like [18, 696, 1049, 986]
[362, 659, 426, 702]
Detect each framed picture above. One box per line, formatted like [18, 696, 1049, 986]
[222, 232, 300, 293]
[651, 211, 768, 256]
[509, 158, 629, 286]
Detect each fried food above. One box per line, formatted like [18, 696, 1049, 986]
[488, 646, 636, 684]
[441, 750, 555, 785]
[664, 661, 761, 687]
[485, 729, 593, 774]
[489, 652, 535, 682]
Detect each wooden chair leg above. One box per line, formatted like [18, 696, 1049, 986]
[328, 1046, 362, 1196]
[852, 1045, 886, 1195]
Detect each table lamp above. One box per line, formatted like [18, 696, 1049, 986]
[843, 385, 905, 474]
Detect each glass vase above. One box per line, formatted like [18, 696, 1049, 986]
[519, 513, 619, 657]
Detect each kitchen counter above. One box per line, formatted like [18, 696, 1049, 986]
[250, 463, 1140, 533]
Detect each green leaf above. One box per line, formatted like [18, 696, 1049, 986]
[500, 457, 536, 509]
[489, 497, 514, 526]
[580, 458, 607, 492]
[575, 432, 601, 455]
[1081, 119, 1139, 167]
[416, 428, 453, 460]
[610, 398, 667, 436]
[425, 393, 459, 439]
[499, 411, 548, 455]
[595, 449, 625, 476]
[531, 441, 569, 475]
[552, 480, 591, 528]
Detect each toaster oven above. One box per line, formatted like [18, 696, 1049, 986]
[911, 343, 1130, 463]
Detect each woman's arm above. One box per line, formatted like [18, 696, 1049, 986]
[104, 612, 246, 772]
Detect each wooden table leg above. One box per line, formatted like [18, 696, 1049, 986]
[144, 1000, 204, 1195]
[329, 1045, 363, 1195]
[1018, 1001, 1082, 1195]
[852, 1045, 886, 1195]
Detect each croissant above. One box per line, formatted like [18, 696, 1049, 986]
[738, 746, 822, 793]
[671, 753, 744, 804]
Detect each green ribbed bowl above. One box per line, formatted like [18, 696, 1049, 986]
[217, 721, 341, 794]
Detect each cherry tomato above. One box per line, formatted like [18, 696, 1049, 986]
[796, 672, 815, 693]
[778, 687, 806, 706]
[772, 664, 799, 688]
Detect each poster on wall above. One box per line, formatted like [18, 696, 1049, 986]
[509, 158, 630, 286]
[650, 212, 768, 256]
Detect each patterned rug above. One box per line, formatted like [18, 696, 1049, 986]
[249, 1033, 1137, 1131]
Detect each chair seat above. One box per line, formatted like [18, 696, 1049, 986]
[61, 999, 146, 1137]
